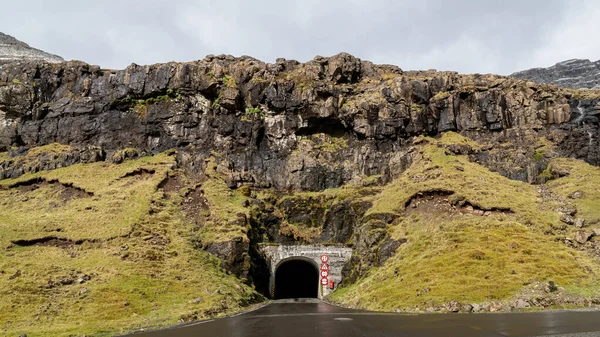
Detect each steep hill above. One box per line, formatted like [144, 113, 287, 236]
[1, 53, 600, 335]
[0, 32, 64, 67]
[0, 149, 260, 336]
[511, 59, 600, 89]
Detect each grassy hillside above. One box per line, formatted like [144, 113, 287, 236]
[0, 150, 260, 336]
[2, 132, 600, 334]
[547, 158, 600, 225]
[330, 134, 600, 311]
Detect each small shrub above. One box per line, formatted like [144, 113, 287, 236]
[538, 164, 553, 182]
[410, 103, 422, 113]
[432, 91, 451, 101]
[223, 75, 237, 88]
[133, 102, 148, 119]
[533, 149, 544, 162]
[245, 107, 265, 119]
[211, 93, 222, 109]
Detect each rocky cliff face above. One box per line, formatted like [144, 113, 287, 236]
[0, 53, 598, 188]
[0, 32, 64, 68]
[511, 59, 600, 89]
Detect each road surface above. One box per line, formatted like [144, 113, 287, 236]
[127, 299, 600, 337]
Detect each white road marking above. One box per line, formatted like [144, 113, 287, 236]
[185, 319, 215, 327]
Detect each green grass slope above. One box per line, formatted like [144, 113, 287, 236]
[0, 152, 259, 336]
[330, 133, 600, 311]
[548, 158, 600, 225]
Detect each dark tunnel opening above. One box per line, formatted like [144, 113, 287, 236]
[274, 259, 319, 299]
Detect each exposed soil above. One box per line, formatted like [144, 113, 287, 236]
[158, 175, 183, 194]
[119, 168, 155, 180]
[405, 190, 512, 216]
[56, 182, 93, 202]
[9, 177, 93, 201]
[10, 177, 45, 192]
[182, 186, 210, 223]
[12, 236, 79, 248]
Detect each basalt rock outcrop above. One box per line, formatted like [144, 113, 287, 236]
[0, 53, 598, 191]
[511, 59, 600, 89]
[0, 145, 105, 179]
[0, 32, 64, 68]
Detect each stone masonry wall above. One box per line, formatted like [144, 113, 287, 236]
[260, 244, 353, 299]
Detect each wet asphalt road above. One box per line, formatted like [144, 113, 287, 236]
[128, 300, 600, 337]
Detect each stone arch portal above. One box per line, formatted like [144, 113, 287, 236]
[260, 244, 353, 299]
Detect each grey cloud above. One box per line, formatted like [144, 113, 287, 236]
[0, 0, 596, 74]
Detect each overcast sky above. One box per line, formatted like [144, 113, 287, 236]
[2, 0, 599, 75]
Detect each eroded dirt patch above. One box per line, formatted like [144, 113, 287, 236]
[55, 182, 93, 202]
[181, 186, 210, 225]
[119, 168, 155, 180]
[10, 177, 45, 192]
[12, 237, 79, 248]
[8, 177, 93, 201]
[405, 190, 512, 216]
[158, 175, 183, 194]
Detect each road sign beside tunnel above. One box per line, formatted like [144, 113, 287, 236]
[320, 264, 329, 271]
[320, 270, 328, 278]
[320, 255, 329, 263]
[321, 278, 328, 285]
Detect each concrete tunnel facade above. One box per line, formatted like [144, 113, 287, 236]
[260, 244, 353, 299]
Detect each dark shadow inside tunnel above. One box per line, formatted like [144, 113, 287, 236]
[274, 259, 318, 299]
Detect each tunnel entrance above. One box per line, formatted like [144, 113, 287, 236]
[274, 258, 319, 299]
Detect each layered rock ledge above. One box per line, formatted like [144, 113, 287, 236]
[0, 53, 598, 190]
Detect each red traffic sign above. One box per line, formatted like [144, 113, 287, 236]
[321, 278, 328, 285]
[320, 255, 329, 263]
[320, 264, 329, 271]
[320, 270, 329, 278]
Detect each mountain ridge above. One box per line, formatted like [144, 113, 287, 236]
[511, 58, 600, 89]
[0, 31, 64, 67]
